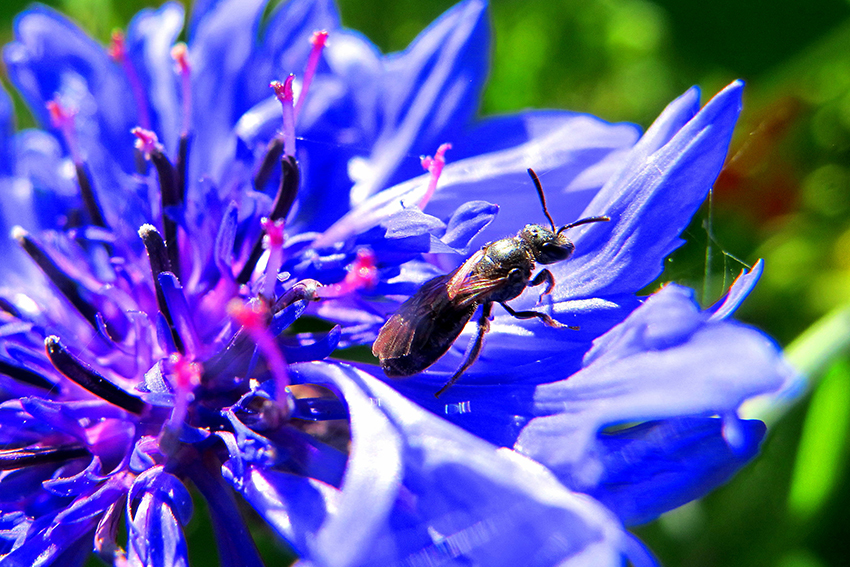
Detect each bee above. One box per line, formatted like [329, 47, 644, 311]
[372, 168, 610, 397]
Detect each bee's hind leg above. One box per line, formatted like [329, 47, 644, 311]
[435, 302, 493, 398]
[499, 301, 578, 330]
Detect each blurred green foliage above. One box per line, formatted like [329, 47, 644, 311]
[2, 1, 850, 566]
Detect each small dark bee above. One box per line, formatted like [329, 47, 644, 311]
[372, 168, 610, 397]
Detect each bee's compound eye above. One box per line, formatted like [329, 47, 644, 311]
[538, 241, 573, 263]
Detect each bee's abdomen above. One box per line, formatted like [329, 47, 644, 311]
[379, 303, 476, 376]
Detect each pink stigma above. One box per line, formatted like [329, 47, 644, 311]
[271, 76, 297, 157]
[47, 96, 82, 164]
[270, 77, 295, 104]
[107, 29, 126, 62]
[171, 43, 192, 136]
[229, 300, 266, 331]
[419, 142, 452, 210]
[172, 353, 202, 391]
[318, 248, 378, 298]
[171, 42, 190, 76]
[131, 127, 163, 159]
[262, 217, 285, 248]
[311, 30, 329, 48]
[47, 98, 74, 129]
[295, 30, 329, 120]
[166, 353, 202, 430]
[261, 217, 286, 300]
[228, 300, 290, 398]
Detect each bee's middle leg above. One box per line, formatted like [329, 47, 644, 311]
[499, 300, 578, 330]
[435, 302, 493, 398]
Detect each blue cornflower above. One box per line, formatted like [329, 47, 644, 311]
[0, 0, 677, 565]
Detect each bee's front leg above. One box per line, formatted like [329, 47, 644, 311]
[529, 269, 555, 304]
[499, 301, 578, 331]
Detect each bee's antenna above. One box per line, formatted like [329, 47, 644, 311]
[527, 168, 556, 232]
[557, 216, 610, 234]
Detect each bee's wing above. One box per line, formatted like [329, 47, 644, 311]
[372, 274, 454, 359]
[447, 251, 513, 307]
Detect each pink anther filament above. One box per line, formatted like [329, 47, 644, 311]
[294, 30, 329, 120]
[271, 76, 297, 157]
[228, 300, 290, 399]
[171, 43, 192, 136]
[261, 217, 285, 300]
[318, 248, 378, 298]
[110, 29, 151, 130]
[130, 127, 163, 159]
[47, 96, 82, 165]
[419, 142, 452, 210]
[107, 29, 126, 61]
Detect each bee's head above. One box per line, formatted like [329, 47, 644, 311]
[519, 224, 575, 264]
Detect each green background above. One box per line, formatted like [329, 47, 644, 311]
[2, 1, 850, 566]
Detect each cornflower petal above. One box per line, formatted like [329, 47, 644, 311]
[590, 417, 767, 525]
[514, 283, 791, 477]
[0, 87, 12, 173]
[558, 81, 744, 298]
[125, 467, 192, 567]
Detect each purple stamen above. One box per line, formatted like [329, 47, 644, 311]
[132, 127, 182, 277]
[169, 43, 191, 211]
[171, 43, 192, 137]
[0, 444, 90, 471]
[271, 76, 297, 157]
[47, 96, 82, 165]
[109, 30, 151, 130]
[294, 30, 329, 120]
[45, 335, 147, 414]
[253, 33, 325, 191]
[131, 126, 163, 159]
[13, 226, 103, 333]
[74, 162, 109, 228]
[0, 357, 57, 391]
[253, 138, 285, 192]
[419, 142, 451, 210]
[47, 97, 109, 228]
[237, 155, 299, 285]
[228, 300, 290, 407]
[139, 224, 185, 353]
[317, 248, 378, 298]
[176, 134, 190, 204]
